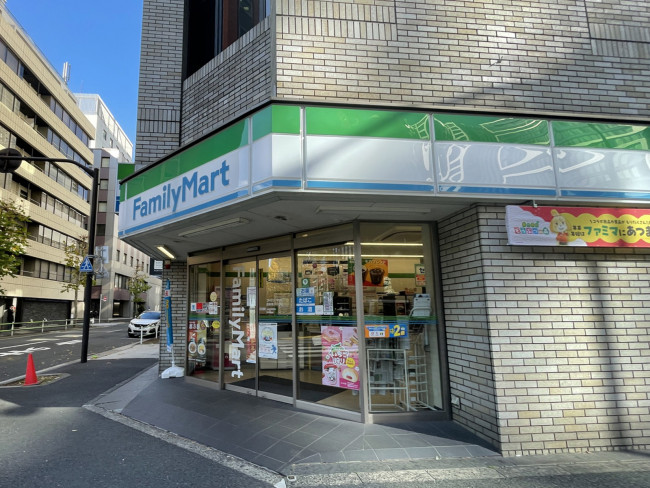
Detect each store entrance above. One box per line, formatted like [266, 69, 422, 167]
[222, 255, 294, 402]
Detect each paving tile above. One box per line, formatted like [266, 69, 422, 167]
[393, 433, 432, 448]
[364, 434, 402, 449]
[279, 412, 316, 429]
[252, 453, 286, 473]
[226, 445, 260, 463]
[436, 445, 473, 459]
[260, 422, 294, 439]
[245, 433, 281, 454]
[307, 436, 351, 453]
[340, 436, 365, 451]
[374, 448, 410, 460]
[320, 450, 347, 463]
[405, 446, 440, 459]
[465, 444, 499, 457]
[298, 417, 342, 436]
[290, 451, 321, 465]
[263, 440, 305, 463]
[343, 449, 380, 462]
[282, 429, 319, 448]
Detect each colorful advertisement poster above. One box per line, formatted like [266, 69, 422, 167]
[348, 258, 389, 287]
[321, 326, 360, 390]
[187, 319, 208, 366]
[258, 323, 278, 359]
[506, 206, 650, 247]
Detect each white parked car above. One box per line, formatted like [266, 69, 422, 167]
[128, 311, 161, 338]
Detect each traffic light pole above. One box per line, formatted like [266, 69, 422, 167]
[0, 148, 99, 362]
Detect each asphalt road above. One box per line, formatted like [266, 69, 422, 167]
[0, 358, 275, 488]
[0, 323, 155, 382]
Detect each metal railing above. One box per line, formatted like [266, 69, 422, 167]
[0, 318, 81, 336]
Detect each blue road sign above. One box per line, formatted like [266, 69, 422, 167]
[80, 257, 93, 273]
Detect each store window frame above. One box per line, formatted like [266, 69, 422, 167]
[183, 222, 449, 423]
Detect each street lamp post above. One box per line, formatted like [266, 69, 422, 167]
[1, 147, 99, 363]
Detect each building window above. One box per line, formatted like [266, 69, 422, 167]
[101, 157, 110, 167]
[98, 202, 108, 213]
[116, 249, 120, 262]
[96, 224, 106, 236]
[184, 0, 270, 78]
[100, 179, 109, 190]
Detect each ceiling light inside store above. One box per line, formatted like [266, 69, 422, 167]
[156, 245, 175, 259]
[178, 217, 250, 237]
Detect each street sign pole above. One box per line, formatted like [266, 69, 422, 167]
[80, 166, 99, 363]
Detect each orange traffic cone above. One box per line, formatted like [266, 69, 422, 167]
[24, 353, 38, 386]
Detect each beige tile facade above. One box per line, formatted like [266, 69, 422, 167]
[275, 0, 650, 119]
[137, 0, 650, 454]
[439, 206, 650, 455]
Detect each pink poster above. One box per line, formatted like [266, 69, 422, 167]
[321, 326, 360, 390]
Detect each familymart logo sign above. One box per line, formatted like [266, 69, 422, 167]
[122, 151, 247, 232]
[132, 160, 231, 220]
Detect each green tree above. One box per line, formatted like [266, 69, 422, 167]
[0, 198, 29, 296]
[128, 270, 152, 317]
[61, 235, 88, 320]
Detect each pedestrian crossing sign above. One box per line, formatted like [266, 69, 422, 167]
[80, 256, 93, 273]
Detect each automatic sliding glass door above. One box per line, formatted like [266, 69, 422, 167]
[222, 255, 294, 401]
[223, 259, 257, 392]
[257, 255, 293, 398]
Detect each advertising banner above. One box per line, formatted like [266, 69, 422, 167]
[348, 258, 389, 287]
[321, 326, 360, 390]
[258, 323, 278, 359]
[187, 319, 207, 366]
[506, 206, 650, 247]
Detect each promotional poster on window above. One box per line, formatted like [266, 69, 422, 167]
[506, 206, 650, 247]
[258, 323, 278, 359]
[187, 319, 208, 366]
[348, 258, 389, 287]
[321, 326, 360, 390]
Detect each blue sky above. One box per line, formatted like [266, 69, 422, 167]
[6, 0, 142, 153]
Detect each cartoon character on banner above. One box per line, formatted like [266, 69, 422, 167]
[550, 210, 569, 245]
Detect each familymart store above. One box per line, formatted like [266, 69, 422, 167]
[120, 104, 650, 432]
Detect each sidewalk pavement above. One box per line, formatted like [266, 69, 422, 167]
[87, 342, 650, 485]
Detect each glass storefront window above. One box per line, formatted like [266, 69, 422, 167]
[187, 262, 221, 380]
[359, 223, 442, 412]
[183, 222, 444, 419]
[296, 242, 361, 412]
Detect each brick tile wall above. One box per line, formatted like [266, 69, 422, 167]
[135, 0, 184, 169]
[158, 261, 188, 373]
[439, 206, 650, 455]
[180, 20, 272, 146]
[276, 0, 650, 119]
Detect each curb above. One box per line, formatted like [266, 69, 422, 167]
[84, 403, 286, 487]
